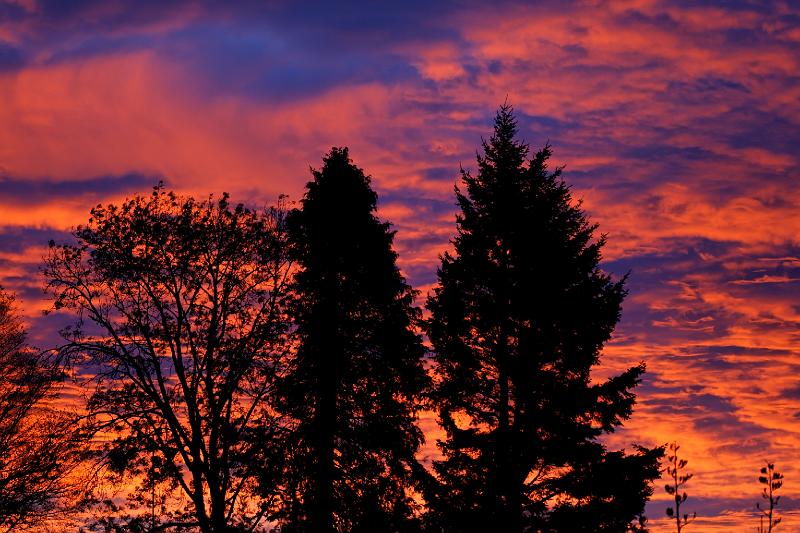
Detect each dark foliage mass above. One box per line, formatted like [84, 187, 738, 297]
[277, 148, 428, 532]
[11, 105, 672, 531]
[424, 104, 663, 532]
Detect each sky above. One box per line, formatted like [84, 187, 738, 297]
[1, 0, 799, 530]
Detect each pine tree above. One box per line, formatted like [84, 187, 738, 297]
[277, 147, 428, 532]
[425, 104, 662, 532]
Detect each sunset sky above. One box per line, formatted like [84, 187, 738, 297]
[1, 1, 799, 530]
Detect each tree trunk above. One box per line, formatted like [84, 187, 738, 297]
[497, 330, 521, 532]
[209, 482, 228, 532]
[309, 297, 339, 533]
[310, 372, 337, 533]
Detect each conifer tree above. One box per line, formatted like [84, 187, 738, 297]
[425, 104, 662, 532]
[278, 147, 428, 532]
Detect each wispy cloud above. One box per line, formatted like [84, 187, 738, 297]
[1, 1, 800, 528]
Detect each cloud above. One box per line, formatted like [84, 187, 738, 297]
[0, 172, 159, 204]
[0, 40, 23, 70]
[1, 1, 800, 527]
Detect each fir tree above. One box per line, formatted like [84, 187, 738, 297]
[425, 104, 662, 532]
[278, 147, 428, 532]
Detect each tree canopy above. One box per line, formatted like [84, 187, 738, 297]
[277, 147, 428, 532]
[44, 187, 293, 532]
[0, 287, 86, 529]
[24, 107, 675, 531]
[424, 104, 662, 532]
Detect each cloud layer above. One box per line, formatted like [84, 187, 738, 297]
[2, 1, 800, 529]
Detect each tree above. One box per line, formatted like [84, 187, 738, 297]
[44, 186, 293, 532]
[0, 287, 86, 529]
[757, 462, 783, 532]
[664, 442, 695, 532]
[277, 147, 428, 532]
[425, 104, 662, 531]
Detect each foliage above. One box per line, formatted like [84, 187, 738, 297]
[424, 104, 662, 532]
[0, 287, 87, 529]
[276, 148, 428, 532]
[44, 186, 293, 532]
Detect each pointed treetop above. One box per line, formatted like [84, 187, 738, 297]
[475, 103, 530, 177]
[495, 101, 517, 137]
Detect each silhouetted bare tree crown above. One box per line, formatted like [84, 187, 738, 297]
[0, 287, 85, 529]
[44, 186, 293, 532]
[425, 104, 662, 532]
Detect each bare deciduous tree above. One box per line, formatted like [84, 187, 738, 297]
[0, 287, 86, 530]
[44, 186, 293, 532]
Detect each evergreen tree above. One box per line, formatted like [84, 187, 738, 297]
[425, 104, 662, 532]
[278, 147, 428, 532]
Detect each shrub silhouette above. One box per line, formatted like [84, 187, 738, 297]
[757, 462, 783, 533]
[664, 442, 696, 532]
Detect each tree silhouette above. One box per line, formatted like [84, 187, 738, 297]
[664, 442, 696, 532]
[0, 287, 86, 528]
[44, 186, 293, 532]
[277, 147, 428, 532]
[757, 462, 783, 532]
[424, 104, 662, 532]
